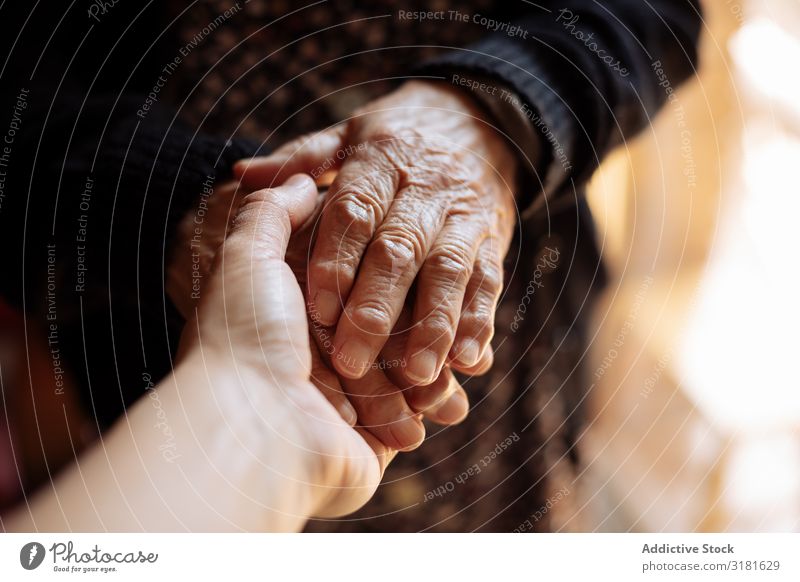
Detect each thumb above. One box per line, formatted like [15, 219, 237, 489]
[234, 126, 347, 189]
[226, 173, 317, 261]
[195, 174, 318, 375]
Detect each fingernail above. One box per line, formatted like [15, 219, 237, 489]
[337, 400, 358, 426]
[452, 338, 481, 367]
[337, 338, 372, 378]
[405, 350, 438, 385]
[285, 173, 310, 188]
[312, 289, 340, 325]
[431, 390, 469, 425]
[389, 414, 426, 451]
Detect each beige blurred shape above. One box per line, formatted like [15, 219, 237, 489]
[554, 0, 800, 532]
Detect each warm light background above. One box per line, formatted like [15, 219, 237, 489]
[563, 0, 800, 532]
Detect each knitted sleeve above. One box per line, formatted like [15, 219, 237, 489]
[0, 2, 260, 424]
[417, 0, 702, 215]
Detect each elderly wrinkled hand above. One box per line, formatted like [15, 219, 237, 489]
[285, 191, 472, 450]
[236, 80, 518, 387]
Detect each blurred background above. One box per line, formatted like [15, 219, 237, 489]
[563, 0, 800, 531]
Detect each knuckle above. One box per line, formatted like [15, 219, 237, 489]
[473, 260, 503, 297]
[367, 130, 405, 149]
[462, 306, 493, 327]
[308, 260, 352, 289]
[348, 302, 394, 337]
[314, 241, 363, 276]
[448, 188, 489, 220]
[460, 305, 496, 339]
[371, 228, 422, 270]
[219, 235, 252, 264]
[328, 193, 379, 238]
[419, 311, 457, 345]
[237, 192, 288, 227]
[467, 288, 497, 320]
[425, 245, 473, 284]
[242, 187, 278, 205]
[231, 200, 290, 245]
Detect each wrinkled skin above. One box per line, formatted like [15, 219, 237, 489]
[170, 80, 519, 451]
[169, 181, 471, 452]
[286, 191, 472, 451]
[237, 80, 518, 387]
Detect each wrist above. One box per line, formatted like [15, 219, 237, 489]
[170, 349, 320, 529]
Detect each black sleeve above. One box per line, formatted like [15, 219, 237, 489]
[0, 3, 259, 425]
[418, 0, 702, 215]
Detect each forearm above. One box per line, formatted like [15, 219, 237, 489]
[3, 353, 312, 532]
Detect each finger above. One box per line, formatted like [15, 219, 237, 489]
[200, 174, 318, 375]
[424, 382, 469, 426]
[308, 340, 357, 426]
[341, 368, 426, 452]
[331, 193, 445, 379]
[234, 126, 346, 189]
[354, 427, 398, 478]
[448, 236, 504, 369]
[307, 309, 422, 450]
[401, 216, 484, 385]
[313, 426, 397, 518]
[377, 310, 463, 416]
[451, 344, 494, 376]
[226, 174, 318, 261]
[306, 144, 402, 327]
[404, 367, 469, 425]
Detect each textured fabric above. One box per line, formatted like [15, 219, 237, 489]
[418, 0, 701, 213]
[164, 0, 496, 144]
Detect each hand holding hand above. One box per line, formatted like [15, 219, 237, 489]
[236, 80, 518, 386]
[169, 177, 473, 454]
[178, 174, 395, 524]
